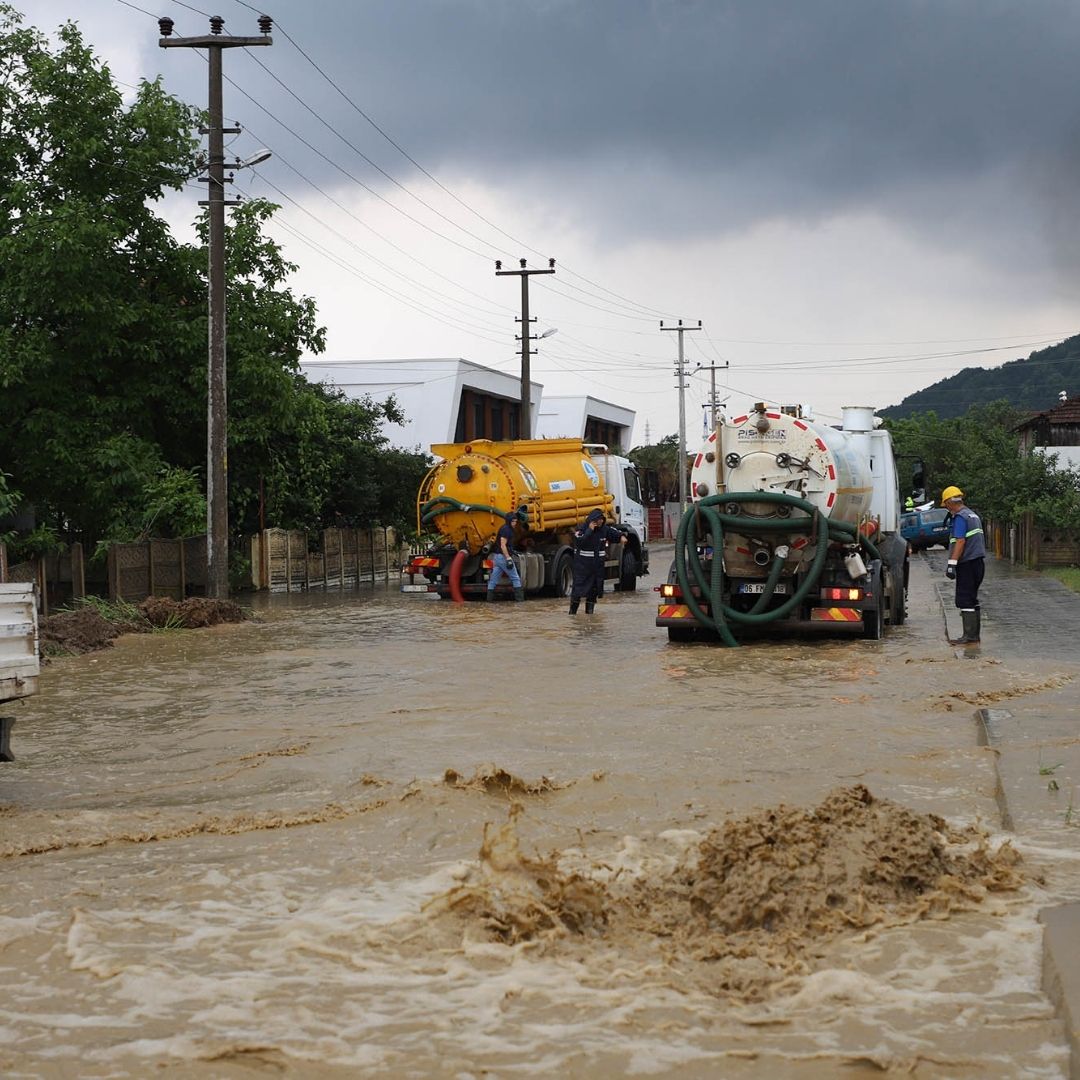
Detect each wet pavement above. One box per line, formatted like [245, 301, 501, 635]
[0, 545, 1078, 1078]
[926, 548, 1080, 1078]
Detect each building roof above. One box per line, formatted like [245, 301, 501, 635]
[1013, 397, 1080, 430]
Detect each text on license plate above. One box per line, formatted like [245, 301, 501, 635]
[738, 582, 788, 594]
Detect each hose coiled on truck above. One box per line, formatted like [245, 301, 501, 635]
[420, 496, 528, 528]
[674, 491, 883, 648]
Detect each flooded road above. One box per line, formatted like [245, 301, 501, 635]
[2, 548, 1078, 1077]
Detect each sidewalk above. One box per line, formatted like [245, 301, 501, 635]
[924, 549, 1080, 1079]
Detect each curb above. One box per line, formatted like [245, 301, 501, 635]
[973, 703, 1079, 1079]
[1041, 905, 1080, 1080]
[973, 706, 1014, 831]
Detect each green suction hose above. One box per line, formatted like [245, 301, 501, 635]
[420, 497, 528, 528]
[673, 491, 882, 647]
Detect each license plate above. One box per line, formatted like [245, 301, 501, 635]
[400, 584, 431, 593]
[738, 582, 788, 594]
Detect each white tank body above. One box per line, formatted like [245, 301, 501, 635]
[688, 408, 875, 576]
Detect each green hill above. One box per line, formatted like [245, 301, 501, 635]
[880, 334, 1080, 420]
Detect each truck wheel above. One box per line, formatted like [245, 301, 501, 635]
[551, 551, 574, 598]
[618, 547, 638, 591]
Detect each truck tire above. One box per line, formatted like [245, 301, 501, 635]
[550, 550, 574, 598]
[617, 547, 638, 592]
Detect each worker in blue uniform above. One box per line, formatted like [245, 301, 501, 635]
[941, 485, 985, 644]
[569, 508, 627, 615]
[487, 512, 524, 601]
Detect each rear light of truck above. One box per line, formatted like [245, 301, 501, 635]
[821, 587, 864, 601]
[657, 583, 683, 599]
[409, 556, 441, 571]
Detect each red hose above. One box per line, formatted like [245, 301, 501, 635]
[448, 549, 467, 603]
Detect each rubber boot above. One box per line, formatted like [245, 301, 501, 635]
[949, 609, 979, 645]
[568, 599, 580, 615]
[585, 600, 595, 614]
[513, 588, 525, 602]
[486, 589, 495, 601]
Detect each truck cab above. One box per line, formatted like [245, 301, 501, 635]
[584, 445, 648, 544]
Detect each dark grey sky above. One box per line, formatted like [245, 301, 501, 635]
[17, 0, 1080, 430]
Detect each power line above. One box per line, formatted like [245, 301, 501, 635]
[227, 0, 678, 322]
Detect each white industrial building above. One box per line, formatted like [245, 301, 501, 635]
[299, 358, 636, 454]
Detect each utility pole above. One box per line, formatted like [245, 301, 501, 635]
[694, 360, 730, 431]
[661, 319, 701, 514]
[159, 14, 272, 599]
[495, 258, 555, 439]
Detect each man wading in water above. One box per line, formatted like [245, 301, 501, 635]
[569, 508, 627, 615]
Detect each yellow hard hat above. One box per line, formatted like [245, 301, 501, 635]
[941, 485, 964, 503]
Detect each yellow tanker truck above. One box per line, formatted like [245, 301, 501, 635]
[404, 438, 649, 600]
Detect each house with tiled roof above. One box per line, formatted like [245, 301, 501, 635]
[1014, 396, 1080, 470]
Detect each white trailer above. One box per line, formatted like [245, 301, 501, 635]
[1, 583, 39, 761]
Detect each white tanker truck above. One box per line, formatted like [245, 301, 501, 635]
[656, 404, 909, 644]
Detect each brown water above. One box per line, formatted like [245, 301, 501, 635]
[2, 551, 1078, 1077]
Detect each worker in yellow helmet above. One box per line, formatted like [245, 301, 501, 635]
[941, 485, 984, 645]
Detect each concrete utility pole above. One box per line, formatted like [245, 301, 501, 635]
[159, 14, 272, 599]
[495, 258, 555, 439]
[661, 319, 702, 514]
[694, 359, 730, 431]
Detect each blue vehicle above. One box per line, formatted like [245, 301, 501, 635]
[900, 506, 951, 551]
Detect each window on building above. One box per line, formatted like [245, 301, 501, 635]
[454, 387, 521, 442]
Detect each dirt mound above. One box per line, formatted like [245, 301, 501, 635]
[40, 608, 138, 655]
[426, 785, 1024, 1000]
[40, 597, 249, 657]
[138, 596, 247, 629]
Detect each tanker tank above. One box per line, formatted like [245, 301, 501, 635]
[688, 406, 876, 579]
[419, 438, 614, 554]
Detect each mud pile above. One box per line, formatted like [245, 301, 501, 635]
[40, 597, 248, 656]
[39, 607, 136, 655]
[427, 785, 1023, 1000]
[138, 596, 247, 629]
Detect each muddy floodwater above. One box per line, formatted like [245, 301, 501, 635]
[2, 550, 1079, 1078]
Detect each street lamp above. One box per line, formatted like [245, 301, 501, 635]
[539, 327, 558, 340]
[235, 149, 272, 169]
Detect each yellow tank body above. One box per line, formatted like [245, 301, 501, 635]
[418, 438, 614, 554]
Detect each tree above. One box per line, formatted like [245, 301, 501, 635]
[629, 434, 683, 504]
[0, 8, 428, 552]
[884, 401, 1080, 527]
[0, 7, 205, 544]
